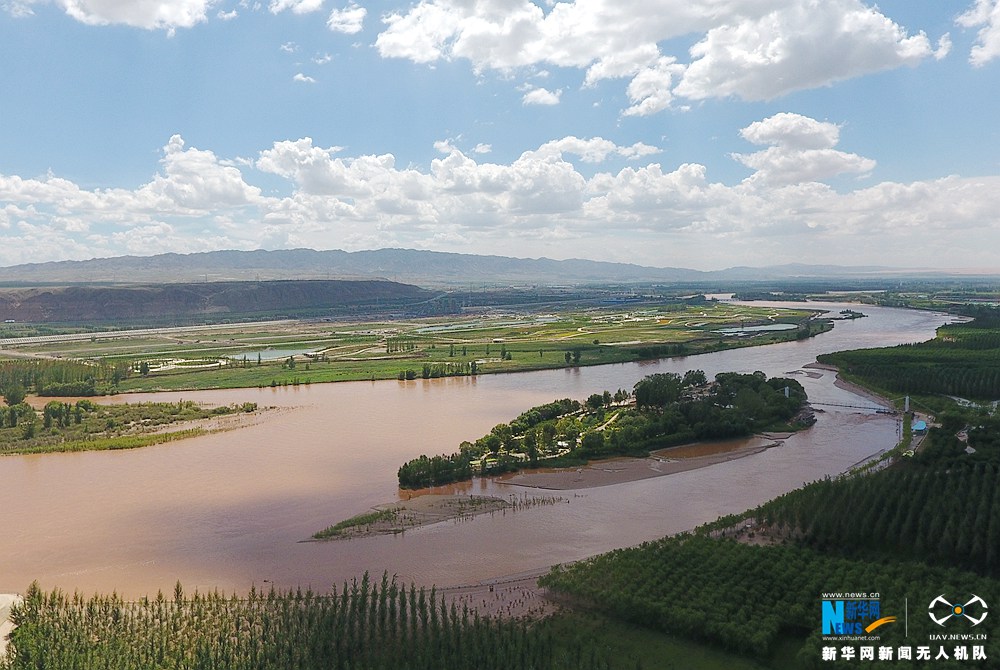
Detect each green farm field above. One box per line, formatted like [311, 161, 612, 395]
[0, 302, 827, 393]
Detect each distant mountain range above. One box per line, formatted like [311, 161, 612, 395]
[0, 248, 935, 286]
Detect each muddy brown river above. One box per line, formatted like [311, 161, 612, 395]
[0, 302, 952, 596]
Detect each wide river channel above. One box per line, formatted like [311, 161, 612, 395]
[0, 302, 953, 597]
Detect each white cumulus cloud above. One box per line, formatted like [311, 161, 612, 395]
[327, 2, 365, 33]
[740, 113, 841, 150]
[269, 0, 323, 14]
[256, 138, 364, 196]
[60, 0, 214, 33]
[141, 135, 263, 210]
[375, 0, 714, 71]
[0, 134, 269, 264]
[732, 113, 875, 186]
[534, 137, 660, 163]
[623, 57, 685, 116]
[374, 0, 944, 112]
[958, 0, 1000, 66]
[675, 0, 936, 101]
[584, 44, 662, 87]
[522, 86, 561, 105]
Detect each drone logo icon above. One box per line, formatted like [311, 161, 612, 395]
[928, 594, 988, 627]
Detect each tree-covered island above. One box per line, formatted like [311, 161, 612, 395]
[398, 371, 812, 488]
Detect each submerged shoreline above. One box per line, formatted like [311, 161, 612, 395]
[309, 493, 566, 542]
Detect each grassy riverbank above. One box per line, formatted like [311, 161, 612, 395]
[0, 400, 257, 456]
[1, 427, 210, 455]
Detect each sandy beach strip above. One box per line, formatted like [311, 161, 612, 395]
[500, 436, 782, 490]
[1, 594, 23, 660]
[436, 568, 561, 620]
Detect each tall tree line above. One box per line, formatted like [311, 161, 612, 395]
[818, 314, 1000, 400]
[4, 574, 612, 670]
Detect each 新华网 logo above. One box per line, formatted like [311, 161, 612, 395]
[928, 595, 988, 627]
[822, 595, 897, 636]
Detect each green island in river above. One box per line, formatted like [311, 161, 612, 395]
[396, 370, 813, 488]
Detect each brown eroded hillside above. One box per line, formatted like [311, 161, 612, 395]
[0, 280, 433, 324]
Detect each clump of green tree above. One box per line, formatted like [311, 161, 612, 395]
[0, 359, 132, 397]
[398, 371, 808, 488]
[397, 453, 476, 489]
[626, 342, 690, 359]
[4, 574, 612, 670]
[386, 337, 419, 353]
[600, 371, 807, 455]
[507, 398, 582, 433]
[540, 534, 1000, 665]
[397, 397, 583, 488]
[0, 399, 257, 455]
[396, 362, 479, 380]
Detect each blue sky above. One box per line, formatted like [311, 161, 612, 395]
[1, 0, 998, 271]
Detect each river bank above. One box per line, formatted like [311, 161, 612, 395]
[438, 568, 559, 620]
[804, 362, 896, 410]
[0, 594, 22, 660]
